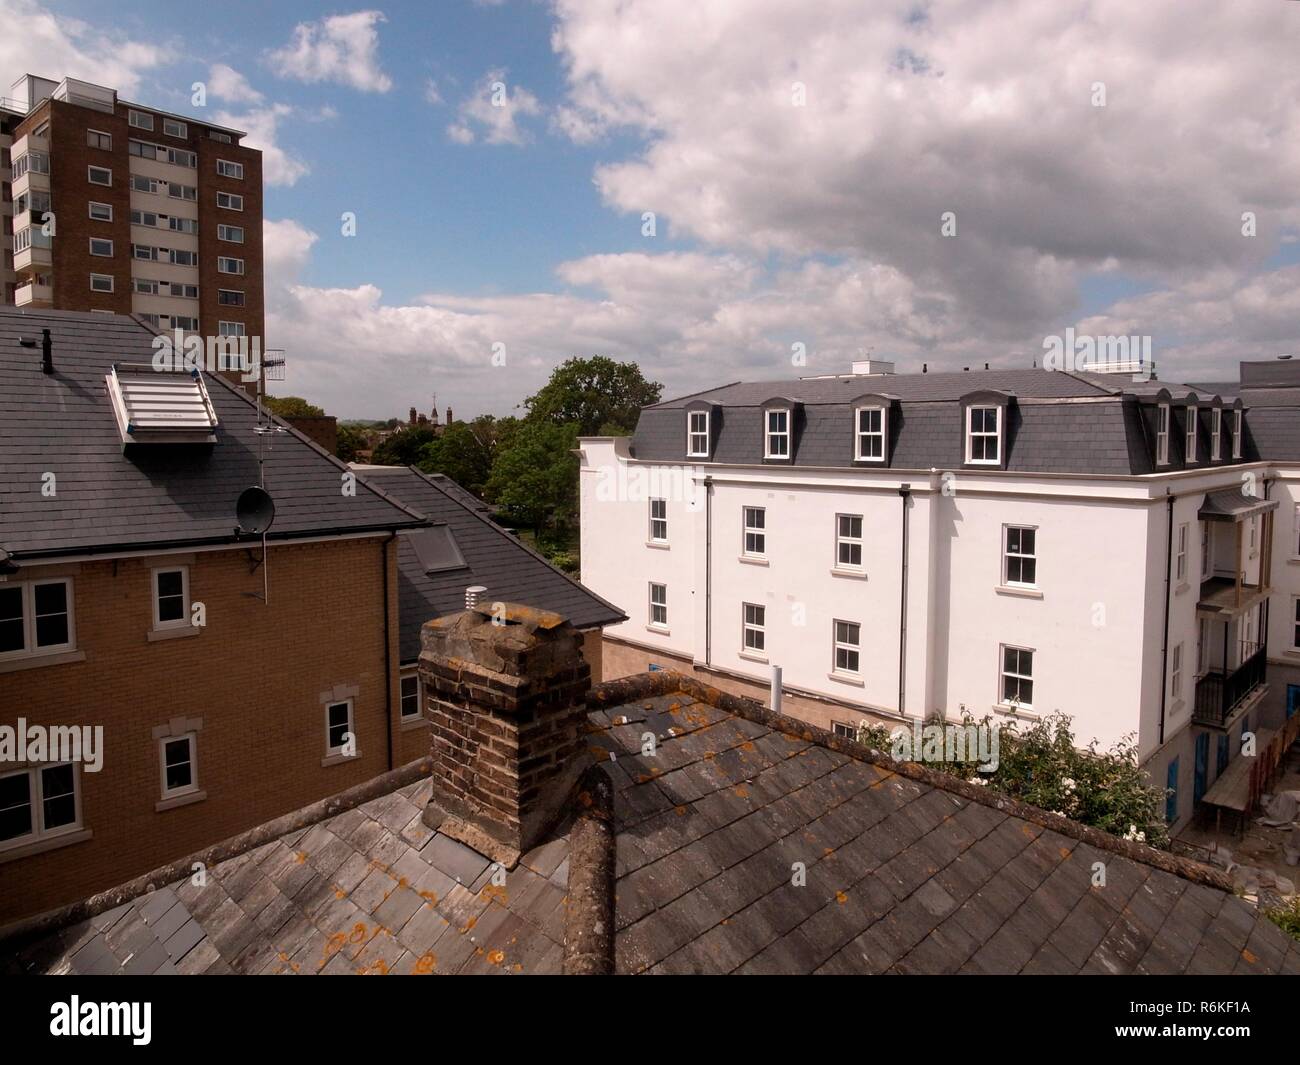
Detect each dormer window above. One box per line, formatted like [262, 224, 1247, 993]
[855, 406, 886, 461]
[1185, 406, 1198, 462]
[765, 409, 790, 459]
[966, 406, 1000, 464]
[687, 410, 710, 458]
[1211, 408, 1222, 460]
[1232, 409, 1242, 459]
[1156, 404, 1170, 465]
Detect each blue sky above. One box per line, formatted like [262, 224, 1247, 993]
[4, 1, 1299, 419]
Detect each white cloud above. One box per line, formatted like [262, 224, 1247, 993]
[447, 69, 543, 146]
[0, 0, 165, 98]
[267, 10, 393, 93]
[207, 63, 264, 105]
[214, 103, 309, 186]
[550, 0, 1300, 342]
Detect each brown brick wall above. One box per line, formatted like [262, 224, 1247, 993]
[0, 535, 404, 925]
[196, 135, 264, 344]
[21, 100, 133, 314]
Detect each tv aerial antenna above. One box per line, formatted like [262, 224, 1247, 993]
[238, 350, 287, 603]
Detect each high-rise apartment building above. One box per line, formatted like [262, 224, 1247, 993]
[4, 74, 263, 344]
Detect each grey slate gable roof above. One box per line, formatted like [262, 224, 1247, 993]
[354, 466, 626, 663]
[0, 309, 426, 559]
[8, 672, 1296, 975]
[632, 368, 1248, 475]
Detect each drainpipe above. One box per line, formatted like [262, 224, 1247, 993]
[1158, 490, 1173, 745]
[898, 484, 911, 716]
[770, 664, 783, 716]
[704, 476, 713, 667]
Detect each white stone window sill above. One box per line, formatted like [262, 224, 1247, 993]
[827, 671, 864, 687]
[831, 568, 867, 580]
[994, 585, 1043, 600]
[321, 750, 362, 768]
[155, 788, 206, 813]
[738, 555, 769, 567]
[1284, 648, 1300, 658]
[993, 703, 1040, 721]
[0, 827, 92, 864]
[147, 625, 201, 643]
[738, 649, 768, 664]
[400, 715, 427, 732]
[646, 541, 670, 550]
[1174, 582, 1191, 596]
[1168, 699, 1185, 717]
[0, 649, 86, 674]
[646, 624, 671, 637]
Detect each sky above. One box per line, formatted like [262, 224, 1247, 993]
[3, 0, 1299, 419]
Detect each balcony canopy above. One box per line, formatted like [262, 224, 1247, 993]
[1198, 487, 1278, 523]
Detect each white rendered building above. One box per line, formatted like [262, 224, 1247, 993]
[579, 358, 1300, 832]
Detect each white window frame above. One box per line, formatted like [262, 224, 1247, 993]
[1232, 409, 1242, 459]
[742, 603, 766, 655]
[1293, 596, 1300, 651]
[325, 699, 355, 757]
[1211, 408, 1222, 460]
[742, 506, 766, 558]
[87, 165, 112, 187]
[0, 578, 76, 660]
[832, 619, 861, 676]
[163, 118, 188, 139]
[1003, 525, 1037, 588]
[89, 273, 114, 293]
[1175, 522, 1188, 583]
[88, 236, 114, 257]
[88, 201, 113, 222]
[129, 109, 154, 131]
[835, 514, 863, 571]
[0, 762, 83, 853]
[399, 673, 421, 719]
[217, 256, 245, 275]
[1185, 406, 1197, 461]
[1156, 403, 1170, 465]
[173, 316, 199, 332]
[158, 733, 199, 799]
[218, 289, 244, 307]
[86, 129, 112, 151]
[217, 159, 244, 179]
[151, 566, 190, 631]
[218, 321, 246, 337]
[764, 409, 791, 459]
[855, 405, 885, 462]
[217, 191, 244, 211]
[649, 582, 668, 629]
[686, 410, 710, 457]
[649, 498, 668, 543]
[1171, 643, 1183, 702]
[1201, 522, 1212, 578]
[1293, 503, 1300, 560]
[217, 224, 245, 243]
[999, 644, 1034, 709]
[966, 405, 1001, 465]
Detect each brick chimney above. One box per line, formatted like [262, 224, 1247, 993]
[417, 603, 591, 866]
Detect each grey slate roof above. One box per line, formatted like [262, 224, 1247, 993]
[11, 680, 1296, 975]
[631, 368, 1249, 475]
[355, 466, 625, 663]
[0, 309, 425, 559]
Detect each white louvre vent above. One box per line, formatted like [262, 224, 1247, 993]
[107, 363, 219, 444]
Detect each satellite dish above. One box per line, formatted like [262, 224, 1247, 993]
[236, 486, 276, 535]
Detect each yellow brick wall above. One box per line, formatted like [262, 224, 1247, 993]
[0, 535, 404, 925]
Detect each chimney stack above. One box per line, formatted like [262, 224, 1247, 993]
[41, 329, 52, 375]
[417, 604, 592, 866]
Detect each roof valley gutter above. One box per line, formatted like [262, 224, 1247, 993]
[1158, 490, 1173, 745]
[898, 484, 911, 717]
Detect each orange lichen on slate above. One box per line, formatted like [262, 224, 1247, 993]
[413, 953, 437, 974]
[294, 851, 308, 864]
[1241, 948, 1258, 964]
[419, 890, 439, 905]
[480, 884, 508, 904]
[325, 932, 347, 957]
[836, 891, 848, 904]
[734, 785, 748, 798]
[675, 805, 688, 816]
[488, 949, 506, 965]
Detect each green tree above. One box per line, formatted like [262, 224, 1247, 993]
[336, 423, 369, 463]
[417, 415, 518, 496]
[524, 356, 662, 436]
[372, 424, 438, 467]
[263, 395, 324, 418]
[485, 421, 579, 535]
